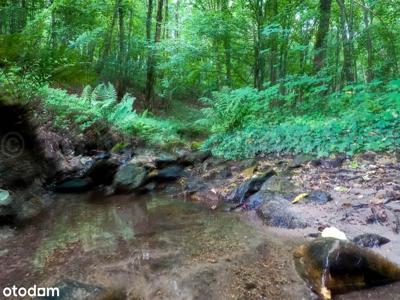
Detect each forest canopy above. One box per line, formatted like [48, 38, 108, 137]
[1, 0, 399, 158]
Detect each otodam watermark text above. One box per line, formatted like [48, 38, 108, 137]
[2, 285, 60, 298]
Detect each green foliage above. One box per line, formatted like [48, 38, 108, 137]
[202, 80, 400, 159]
[41, 83, 183, 146]
[200, 87, 269, 132]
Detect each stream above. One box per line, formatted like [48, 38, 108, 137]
[0, 192, 399, 299]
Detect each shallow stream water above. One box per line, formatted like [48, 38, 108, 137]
[0, 192, 399, 299]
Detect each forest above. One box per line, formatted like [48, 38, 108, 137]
[1, 0, 400, 300]
[1, 0, 399, 157]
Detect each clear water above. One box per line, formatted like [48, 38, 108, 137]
[1, 192, 398, 299]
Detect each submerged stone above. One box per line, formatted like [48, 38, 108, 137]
[113, 163, 148, 193]
[293, 238, 400, 299]
[54, 178, 93, 193]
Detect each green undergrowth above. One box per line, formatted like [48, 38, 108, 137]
[40, 83, 187, 147]
[200, 79, 400, 159]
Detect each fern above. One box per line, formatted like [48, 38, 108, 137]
[40, 83, 185, 147]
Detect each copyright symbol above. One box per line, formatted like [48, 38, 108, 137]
[1, 132, 25, 158]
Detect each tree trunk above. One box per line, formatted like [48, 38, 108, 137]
[361, 0, 373, 82]
[268, 0, 278, 85]
[314, 0, 332, 72]
[174, 0, 180, 38]
[117, 1, 126, 99]
[162, 0, 169, 39]
[336, 0, 355, 84]
[144, 0, 154, 108]
[222, 0, 231, 86]
[102, 0, 120, 61]
[145, 0, 164, 109]
[253, 0, 265, 90]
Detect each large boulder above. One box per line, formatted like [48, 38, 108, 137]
[256, 194, 308, 229]
[113, 163, 148, 193]
[293, 238, 400, 299]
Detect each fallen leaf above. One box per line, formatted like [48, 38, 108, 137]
[241, 166, 257, 178]
[291, 193, 309, 204]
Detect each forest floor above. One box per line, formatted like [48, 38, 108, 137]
[180, 151, 400, 265]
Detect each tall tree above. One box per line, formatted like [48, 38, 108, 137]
[145, 0, 164, 108]
[337, 0, 355, 84]
[361, 0, 373, 82]
[314, 0, 333, 72]
[268, 0, 278, 85]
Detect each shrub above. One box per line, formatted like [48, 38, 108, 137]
[201, 80, 400, 159]
[41, 83, 184, 146]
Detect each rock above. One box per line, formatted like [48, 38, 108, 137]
[237, 159, 258, 170]
[129, 155, 157, 169]
[92, 151, 111, 160]
[311, 154, 348, 168]
[36, 280, 125, 300]
[113, 163, 148, 193]
[353, 233, 390, 248]
[246, 190, 292, 210]
[155, 154, 179, 169]
[180, 150, 211, 165]
[256, 196, 308, 229]
[184, 179, 207, 194]
[293, 238, 400, 300]
[226, 170, 276, 205]
[307, 190, 332, 205]
[360, 151, 377, 162]
[54, 178, 93, 193]
[0, 189, 11, 206]
[288, 154, 314, 168]
[153, 165, 184, 182]
[85, 159, 119, 185]
[0, 189, 13, 220]
[260, 175, 300, 195]
[218, 167, 232, 179]
[246, 192, 265, 209]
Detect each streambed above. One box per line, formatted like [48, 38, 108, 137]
[0, 192, 399, 299]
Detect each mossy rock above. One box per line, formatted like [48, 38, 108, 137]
[293, 238, 400, 299]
